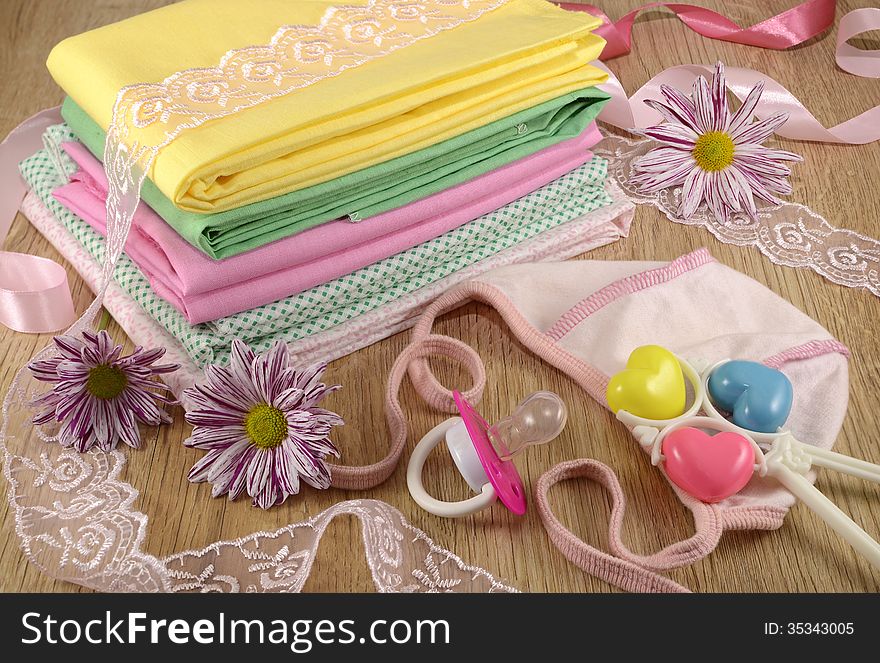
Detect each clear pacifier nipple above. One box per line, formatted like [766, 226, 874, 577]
[489, 391, 568, 460]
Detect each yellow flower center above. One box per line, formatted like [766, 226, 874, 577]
[692, 131, 735, 172]
[85, 364, 128, 400]
[244, 403, 288, 449]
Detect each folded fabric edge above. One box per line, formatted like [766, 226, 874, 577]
[21, 141, 617, 357]
[20, 182, 634, 394]
[50, 122, 605, 323]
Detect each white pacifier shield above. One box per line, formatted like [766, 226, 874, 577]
[445, 419, 489, 491]
[406, 417, 497, 518]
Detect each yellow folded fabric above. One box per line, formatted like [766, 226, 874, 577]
[47, 0, 606, 213]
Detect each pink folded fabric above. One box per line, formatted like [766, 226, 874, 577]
[53, 123, 602, 324]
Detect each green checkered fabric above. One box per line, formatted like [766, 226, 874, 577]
[21, 124, 612, 367]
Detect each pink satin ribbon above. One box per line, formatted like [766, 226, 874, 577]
[557, 1, 837, 59]
[555, 3, 880, 143]
[0, 107, 75, 333]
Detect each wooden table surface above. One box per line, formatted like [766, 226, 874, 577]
[1, 0, 878, 593]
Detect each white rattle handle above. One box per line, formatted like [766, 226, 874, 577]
[762, 435, 880, 569]
[764, 462, 880, 568]
[802, 444, 880, 484]
[406, 418, 497, 518]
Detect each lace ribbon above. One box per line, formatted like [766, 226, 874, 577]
[163, 498, 516, 593]
[2, 441, 516, 592]
[595, 134, 880, 297]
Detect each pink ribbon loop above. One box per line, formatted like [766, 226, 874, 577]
[0, 252, 75, 333]
[836, 8, 880, 78]
[0, 106, 76, 333]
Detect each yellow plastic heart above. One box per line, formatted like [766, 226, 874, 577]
[606, 345, 686, 420]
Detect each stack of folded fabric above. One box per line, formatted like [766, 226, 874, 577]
[20, 0, 634, 375]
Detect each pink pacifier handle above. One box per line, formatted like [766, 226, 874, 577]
[453, 390, 528, 515]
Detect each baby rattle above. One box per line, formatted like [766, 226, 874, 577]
[608, 345, 880, 569]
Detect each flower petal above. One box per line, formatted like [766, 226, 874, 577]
[204, 438, 251, 486]
[736, 144, 802, 162]
[727, 165, 758, 219]
[717, 168, 743, 213]
[705, 175, 730, 223]
[643, 99, 700, 133]
[660, 84, 700, 127]
[188, 448, 225, 483]
[633, 146, 692, 173]
[119, 384, 165, 424]
[186, 407, 248, 427]
[761, 175, 793, 195]
[29, 357, 64, 381]
[253, 479, 281, 509]
[186, 424, 247, 450]
[92, 399, 113, 450]
[229, 340, 256, 385]
[114, 402, 141, 449]
[195, 365, 257, 412]
[52, 335, 85, 360]
[637, 122, 699, 148]
[740, 167, 785, 204]
[679, 167, 707, 219]
[733, 151, 792, 177]
[728, 81, 764, 135]
[633, 157, 696, 193]
[294, 362, 328, 392]
[710, 62, 729, 131]
[692, 74, 713, 134]
[730, 112, 789, 145]
[274, 444, 301, 497]
[227, 445, 257, 500]
[250, 341, 289, 403]
[274, 386, 305, 412]
[63, 392, 95, 441]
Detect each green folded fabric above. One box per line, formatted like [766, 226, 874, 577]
[62, 87, 609, 259]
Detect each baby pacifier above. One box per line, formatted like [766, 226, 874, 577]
[407, 390, 567, 518]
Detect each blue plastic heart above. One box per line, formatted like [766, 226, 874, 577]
[707, 360, 793, 433]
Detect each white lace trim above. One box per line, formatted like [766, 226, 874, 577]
[3, 445, 515, 592]
[112, 0, 510, 149]
[595, 134, 880, 297]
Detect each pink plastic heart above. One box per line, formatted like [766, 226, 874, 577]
[661, 427, 756, 503]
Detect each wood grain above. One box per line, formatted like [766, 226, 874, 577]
[0, 0, 878, 593]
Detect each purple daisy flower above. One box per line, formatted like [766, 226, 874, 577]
[28, 330, 179, 452]
[183, 340, 343, 509]
[631, 61, 803, 223]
